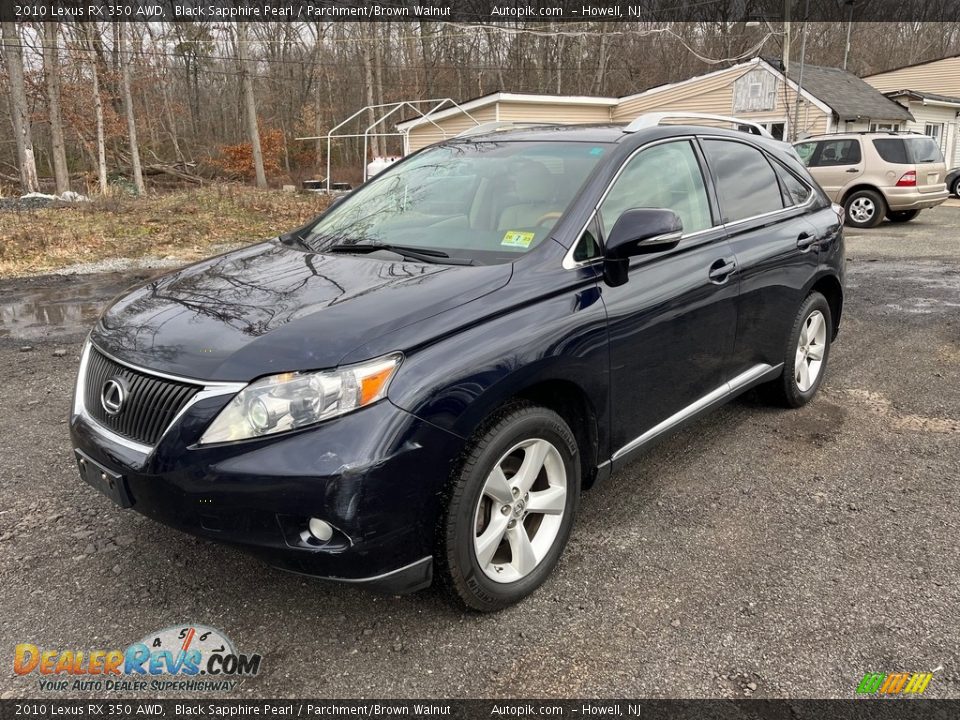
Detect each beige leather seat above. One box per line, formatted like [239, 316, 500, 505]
[496, 162, 558, 230]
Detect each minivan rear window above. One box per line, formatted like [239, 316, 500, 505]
[873, 137, 944, 164]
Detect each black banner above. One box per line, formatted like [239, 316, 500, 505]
[2, 0, 960, 23]
[2, 700, 960, 720]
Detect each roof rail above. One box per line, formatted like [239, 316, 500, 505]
[454, 121, 566, 138]
[801, 130, 925, 138]
[625, 112, 773, 138]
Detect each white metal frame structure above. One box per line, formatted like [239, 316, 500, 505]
[298, 98, 481, 191]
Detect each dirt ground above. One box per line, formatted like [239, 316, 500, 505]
[0, 206, 958, 699]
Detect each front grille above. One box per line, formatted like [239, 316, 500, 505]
[83, 346, 202, 447]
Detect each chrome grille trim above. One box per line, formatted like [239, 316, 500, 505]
[75, 341, 247, 456]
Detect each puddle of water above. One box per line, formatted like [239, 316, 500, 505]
[0, 273, 150, 342]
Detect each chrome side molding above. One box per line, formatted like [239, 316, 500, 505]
[611, 363, 781, 462]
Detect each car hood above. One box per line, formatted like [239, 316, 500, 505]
[92, 240, 512, 381]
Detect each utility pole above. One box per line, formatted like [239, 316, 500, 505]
[843, 1, 855, 70]
[782, 0, 791, 74]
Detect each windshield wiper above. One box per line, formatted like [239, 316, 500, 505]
[327, 243, 474, 266]
[279, 230, 314, 251]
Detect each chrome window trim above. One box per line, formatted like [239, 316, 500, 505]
[562, 134, 818, 270]
[74, 340, 247, 456]
[611, 362, 781, 461]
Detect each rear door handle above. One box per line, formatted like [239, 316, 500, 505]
[845, 168, 859, 173]
[708, 258, 737, 283]
[797, 232, 819, 251]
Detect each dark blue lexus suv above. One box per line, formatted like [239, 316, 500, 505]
[71, 115, 845, 611]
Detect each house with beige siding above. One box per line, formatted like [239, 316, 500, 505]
[395, 57, 910, 153]
[863, 55, 960, 168]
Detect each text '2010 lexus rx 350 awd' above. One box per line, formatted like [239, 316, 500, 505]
[71, 114, 844, 611]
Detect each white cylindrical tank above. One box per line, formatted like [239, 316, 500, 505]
[366, 156, 400, 178]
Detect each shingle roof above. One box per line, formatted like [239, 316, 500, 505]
[884, 88, 960, 105]
[787, 64, 914, 121]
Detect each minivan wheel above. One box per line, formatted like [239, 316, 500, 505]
[438, 403, 580, 611]
[763, 292, 832, 408]
[843, 189, 885, 228]
[887, 209, 920, 223]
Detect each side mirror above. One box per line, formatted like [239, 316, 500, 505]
[604, 208, 683, 259]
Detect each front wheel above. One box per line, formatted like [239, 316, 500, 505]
[438, 403, 580, 611]
[843, 189, 885, 228]
[763, 292, 833, 408]
[887, 209, 920, 223]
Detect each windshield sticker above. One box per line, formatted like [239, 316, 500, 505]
[501, 231, 535, 248]
[589, 147, 605, 156]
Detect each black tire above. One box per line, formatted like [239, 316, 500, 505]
[763, 292, 833, 408]
[843, 188, 885, 229]
[438, 402, 580, 612]
[887, 209, 920, 223]
[951, 177, 960, 198]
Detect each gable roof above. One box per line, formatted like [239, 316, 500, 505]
[863, 53, 960, 78]
[786, 64, 913, 121]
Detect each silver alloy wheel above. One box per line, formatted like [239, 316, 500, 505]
[848, 196, 875, 224]
[795, 309, 827, 392]
[472, 438, 567, 583]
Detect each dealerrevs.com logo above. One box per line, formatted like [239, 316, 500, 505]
[14, 624, 261, 693]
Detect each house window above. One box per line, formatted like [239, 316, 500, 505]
[870, 122, 901, 131]
[924, 123, 946, 153]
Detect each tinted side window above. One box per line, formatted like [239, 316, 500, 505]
[812, 139, 862, 166]
[702, 139, 784, 222]
[599, 140, 712, 237]
[773, 162, 813, 206]
[873, 139, 908, 164]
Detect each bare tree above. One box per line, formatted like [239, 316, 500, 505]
[41, 22, 70, 194]
[118, 24, 145, 193]
[235, 23, 266, 187]
[1, 21, 39, 193]
[83, 24, 109, 194]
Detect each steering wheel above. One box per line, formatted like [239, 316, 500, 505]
[534, 211, 563, 227]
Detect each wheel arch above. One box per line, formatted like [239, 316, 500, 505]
[808, 273, 843, 339]
[513, 379, 601, 490]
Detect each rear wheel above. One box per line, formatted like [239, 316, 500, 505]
[843, 189, 885, 229]
[763, 292, 832, 408]
[951, 177, 960, 198]
[887, 209, 920, 223]
[438, 403, 580, 611]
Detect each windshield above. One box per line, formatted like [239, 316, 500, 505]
[300, 141, 608, 264]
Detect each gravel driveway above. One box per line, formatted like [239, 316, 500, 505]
[1, 207, 958, 699]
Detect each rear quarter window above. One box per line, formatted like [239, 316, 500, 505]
[872, 139, 908, 164]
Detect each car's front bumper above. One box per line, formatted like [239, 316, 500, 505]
[69, 393, 463, 594]
[884, 186, 950, 211]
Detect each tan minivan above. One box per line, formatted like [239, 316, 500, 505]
[794, 132, 949, 228]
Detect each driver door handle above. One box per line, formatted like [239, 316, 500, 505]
[708, 258, 737, 283]
[797, 232, 819, 251]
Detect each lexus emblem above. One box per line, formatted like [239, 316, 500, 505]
[100, 378, 127, 415]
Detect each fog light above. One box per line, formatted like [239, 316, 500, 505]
[307, 518, 334, 542]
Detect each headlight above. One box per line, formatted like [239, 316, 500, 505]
[199, 353, 402, 444]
